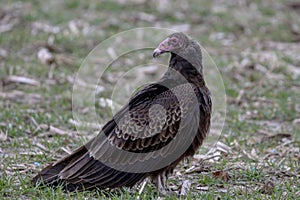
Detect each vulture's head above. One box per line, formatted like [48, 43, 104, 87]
[153, 32, 202, 69]
[153, 32, 190, 58]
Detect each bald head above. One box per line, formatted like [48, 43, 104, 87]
[153, 32, 190, 58]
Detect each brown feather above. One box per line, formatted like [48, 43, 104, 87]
[32, 32, 212, 193]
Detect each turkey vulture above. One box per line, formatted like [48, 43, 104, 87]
[32, 32, 212, 195]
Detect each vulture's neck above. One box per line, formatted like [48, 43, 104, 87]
[163, 53, 205, 88]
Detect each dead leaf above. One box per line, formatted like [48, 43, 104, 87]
[293, 118, 300, 130]
[0, 130, 7, 141]
[212, 170, 230, 182]
[37, 47, 54, 65]
[55, 53, 74, 66]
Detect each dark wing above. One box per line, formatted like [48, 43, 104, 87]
[32, 80, 200, 191]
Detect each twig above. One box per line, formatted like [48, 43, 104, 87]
[39, 124, 75, 137]
[3, 75, 40, 86]
[180, 180, 191, 196]
[258, 130, 292, 139]
[69, 118, 102, 130]
[235, 89, 245, 104]
[138, 180, 147, 195]
[137, 180, 147, 200]
[223, 164, 245, 172]
[60, 147, 72, 155]
[48, 63, 56, 79]
[35, 143, 50, 153]
[26, 115, 39, 128]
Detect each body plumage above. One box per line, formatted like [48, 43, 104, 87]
[32, 32, 212, 195]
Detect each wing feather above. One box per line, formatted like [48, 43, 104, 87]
[32, 76, 210, 190]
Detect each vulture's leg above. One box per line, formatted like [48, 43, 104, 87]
[154, 173, 178, 196]
[155, 174, 167, 195]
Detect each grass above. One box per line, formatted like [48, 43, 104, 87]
[0, 0, 299, 199]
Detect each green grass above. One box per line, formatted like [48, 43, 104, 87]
[0, 0, 299, 199]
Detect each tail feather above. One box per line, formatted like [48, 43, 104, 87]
[32, 145, 147, 191]
[32, 145, 88, 187]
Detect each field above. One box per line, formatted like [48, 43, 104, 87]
[0, 0, 299, 199]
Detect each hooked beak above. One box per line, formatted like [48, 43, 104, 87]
[152, 48, 166, 58]
[153, 37, 171, 58]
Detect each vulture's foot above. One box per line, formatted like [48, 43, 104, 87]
[154, 174, 178, 197]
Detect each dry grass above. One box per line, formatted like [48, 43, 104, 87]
[0, 0, 299, 199]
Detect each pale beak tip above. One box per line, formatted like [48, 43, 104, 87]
[153, 48, 162, 58]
